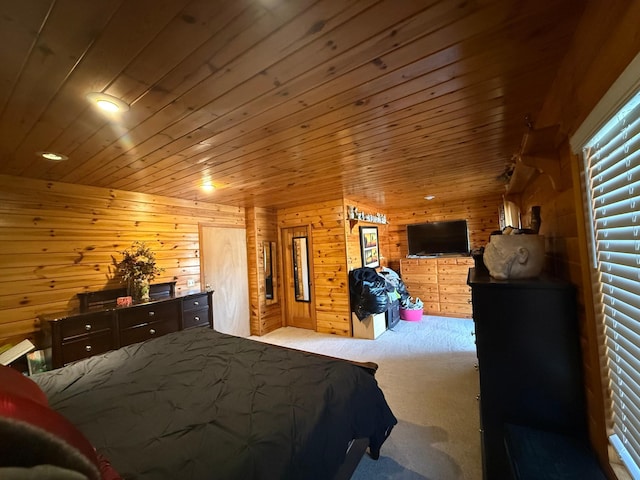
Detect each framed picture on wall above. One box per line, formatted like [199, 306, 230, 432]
[359, 226, 380, 268]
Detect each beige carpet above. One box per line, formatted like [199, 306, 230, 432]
[250, 315, 482, 480]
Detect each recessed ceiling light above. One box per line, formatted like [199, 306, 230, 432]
[200, 181, 215, 192]
[424, 195, 435, 200]
[37, 151, 68, 161]
[86, 92, 129, 113]
[96, 99, 119, 112]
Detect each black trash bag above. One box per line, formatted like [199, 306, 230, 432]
[349, 267, 390, 321]
[378, 266, 410, 303]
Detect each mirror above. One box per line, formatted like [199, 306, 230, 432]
[263, 241, 276, 302]
[292, 236, 310, 302]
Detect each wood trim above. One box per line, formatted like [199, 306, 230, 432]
[571, 151, 616, 479]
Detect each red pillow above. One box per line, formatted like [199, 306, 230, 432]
[0, 391, 101, 479]
[96, 452, 123, 480]
[0, 365, 122, 479]
[0, 365, 48, 406]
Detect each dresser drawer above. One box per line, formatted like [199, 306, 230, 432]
[60, 331, 115, 366]
[118, 300, 181, 329]
[58, 311, 113, 339]
[119, 317, 180, 346]
[182, 306, 210, 329]
[182, 293, 209, 312]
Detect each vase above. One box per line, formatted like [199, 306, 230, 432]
[132, 278, 150, 302]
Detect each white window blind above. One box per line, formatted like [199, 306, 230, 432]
[583, 89, 640, 479]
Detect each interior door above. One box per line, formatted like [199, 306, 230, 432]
[200, 225, 250, 337]
[281, 226, 315, 330]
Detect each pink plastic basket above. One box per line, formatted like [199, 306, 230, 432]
[400, 308, 423, 322]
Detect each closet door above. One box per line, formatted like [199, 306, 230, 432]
[200, 225, 250, 337]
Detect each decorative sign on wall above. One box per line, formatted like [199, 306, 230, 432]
[347, 205, 387, 225]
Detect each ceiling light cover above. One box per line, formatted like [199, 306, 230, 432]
[86, 92, 129, 112]
[424, 195, 435, 200]
[38, 151, 68, 161]
[96, 99, 119, 112]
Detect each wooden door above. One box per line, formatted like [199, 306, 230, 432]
[281, 226, 315, 330]
[200, 225, 250, 337]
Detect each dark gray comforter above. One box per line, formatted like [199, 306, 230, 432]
[33, 328, 397, 480]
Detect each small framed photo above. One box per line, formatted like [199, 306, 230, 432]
[359, 226, 380, 268]
[27, 350, 48, 375]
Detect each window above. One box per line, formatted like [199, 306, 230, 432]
[575, 52, 640, 478]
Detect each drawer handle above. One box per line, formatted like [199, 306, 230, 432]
[85, 345, 92, 352]
[149, 329, 156, 335]
[194, 316, 200, 322]
[85, 324, 92, 331]
[194, 301, 199, 306]
[148, 311, 155, 316]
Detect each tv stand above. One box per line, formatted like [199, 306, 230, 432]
[399, 257, 473, 318]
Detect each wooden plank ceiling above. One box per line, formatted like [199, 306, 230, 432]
[0, 0, 584, 211]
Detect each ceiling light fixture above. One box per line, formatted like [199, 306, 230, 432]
[38, 151, 68, 161]
[86, 92, 130, 113]
[200, 181, 215, 192]
[424, 195, 435, 201]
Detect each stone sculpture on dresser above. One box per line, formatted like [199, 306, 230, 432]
[482, 233, 545, 280]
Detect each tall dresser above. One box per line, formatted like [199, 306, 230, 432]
[467, 268, 588, 479]
[400, 256, 474, 317]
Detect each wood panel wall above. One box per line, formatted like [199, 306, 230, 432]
[343, 199, 389, 337]
[278, 199, 351, 336]
[0, 174, 244, 346]
[515, 2, 640, 476]
[246, 206, 281, 336]
[518, 142, 577, 280]
[343, 198, 390, 272]
[277, 194, 497, 337]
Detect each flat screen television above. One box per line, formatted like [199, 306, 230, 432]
[407, 220, 469, 256]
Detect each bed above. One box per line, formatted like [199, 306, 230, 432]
[6, 327, 397, 479]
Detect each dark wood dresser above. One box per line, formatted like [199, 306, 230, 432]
[41, 283, 214, 369]
[467, 268, 589, 479]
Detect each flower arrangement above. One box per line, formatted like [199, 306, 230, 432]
[116, 241, 163, 282]
[115, 242, 163, 300]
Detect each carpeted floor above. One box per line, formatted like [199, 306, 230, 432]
[250, 316, 482, 479]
